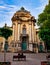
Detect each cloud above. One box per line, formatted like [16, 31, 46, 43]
[0, 4, 16, 10]
[0, 0, 48, 27]
[0, 6, 6, 9]
[32, 0, 48, 18]
[40, 0, 48, 6]
[37, 0, 48, 11]
[0, 4, 20, 27]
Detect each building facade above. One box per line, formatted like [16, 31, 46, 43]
[0, 7, 45, 53]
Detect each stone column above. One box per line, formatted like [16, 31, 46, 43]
[33, 24, 35, 43]
[34, 29, 36, 42]
[15, 23, 17, 41]
[18, 21, 21, 41]
[29, 21, 32, 43]
[32, 22, 34, 43]
[13, 23, 15, 41]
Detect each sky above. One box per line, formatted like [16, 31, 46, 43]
[0, 0, 48, 27]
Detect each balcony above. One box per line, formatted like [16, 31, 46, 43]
[20, 34, 29, 37]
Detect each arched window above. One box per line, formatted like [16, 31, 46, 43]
[22, 25, 26, 34]
[23, 28, 26, 34]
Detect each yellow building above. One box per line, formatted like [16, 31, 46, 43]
[0, 7, 45, 53]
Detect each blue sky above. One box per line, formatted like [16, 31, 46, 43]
[0, 0, 48, 27]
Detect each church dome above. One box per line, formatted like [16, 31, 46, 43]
[11, 7, 36, 23]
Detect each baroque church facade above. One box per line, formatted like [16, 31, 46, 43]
[0, 7, 45, 53]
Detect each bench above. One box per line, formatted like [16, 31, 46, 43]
[13, 53, 26, 61]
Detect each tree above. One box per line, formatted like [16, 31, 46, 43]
[37, 0, 50, 51]
[0, 26, 12, 61]
[0, 27, 12, 50]
[37, 0, 50, 26]
[0, 27, 12, 40]
[39, 29, 50, 50]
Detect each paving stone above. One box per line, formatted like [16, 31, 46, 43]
[0, 53, 49, 65]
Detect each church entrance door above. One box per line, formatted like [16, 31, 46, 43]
[21, 37, 27, 51]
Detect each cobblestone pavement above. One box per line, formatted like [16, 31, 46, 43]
[0, 53, 49, 65]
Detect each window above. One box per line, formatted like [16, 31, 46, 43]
[22, 28, 26, 34]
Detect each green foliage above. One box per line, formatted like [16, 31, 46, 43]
[39, 28, 50, 50]
[38, 13, 47, 26]
[37, 1, 50, 26]
[39, 29, 50, 42]
[0, 29, 2, 36]
[0, 27, 12, 40]
[37, 1, 50, 50]
[44, 4, 50, 14]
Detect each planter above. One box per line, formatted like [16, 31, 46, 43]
[0, 62, 11, 65]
